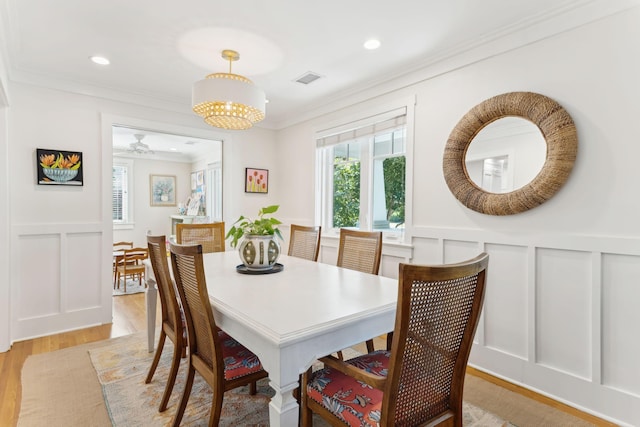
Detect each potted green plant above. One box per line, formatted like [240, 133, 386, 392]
[226, 205, 284, 270]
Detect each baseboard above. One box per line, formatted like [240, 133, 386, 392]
[465, 366, 617, 427]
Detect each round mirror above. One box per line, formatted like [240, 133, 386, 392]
[443, 92, 577, 215]
[465, 117, 546, 194]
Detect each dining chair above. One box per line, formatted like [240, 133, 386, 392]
[176, 222, 225, 253]
[336, 228, 383, 354]
[115, 247, 148, 293]
[287, 224, 321, 262]
[145, 235, 186, 412]
[336, 228, 382, 277]
[169, 242, 268, 427]
[300, 253, 489, 427]
[112, 241, 133, 288]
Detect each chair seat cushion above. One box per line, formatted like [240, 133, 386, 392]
[219, 331, 264, 381]
[307, 350, 390, 427]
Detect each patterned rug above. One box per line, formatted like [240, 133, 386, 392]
[112, 279, 146, 296]
[89, 334, 513, 426]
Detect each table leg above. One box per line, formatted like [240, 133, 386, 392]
[145, 277, 158, 353]
[267, 380, 299, 427]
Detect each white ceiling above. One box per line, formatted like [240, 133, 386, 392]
[111, 125, 221, 162]
[0, 0, 632, 134]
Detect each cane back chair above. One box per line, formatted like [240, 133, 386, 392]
[336, 229, 383, 354]
[169, 242, 268, 427]
[145, 235, 186, 412]
[301, 253, 489, 427]
[176, 222, 225, 253]
[288, 224, 322, 262]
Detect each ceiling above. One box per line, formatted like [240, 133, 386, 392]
[0, 0, 630, 133]
[112, 125, 221, 162]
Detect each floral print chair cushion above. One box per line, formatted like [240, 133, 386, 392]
[306, 350, 390, 426]
[219, 330, 264, 381]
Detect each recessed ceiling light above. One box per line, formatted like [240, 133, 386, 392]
[90, 56, 110, 65]
[170, 147, 178, 151]
[363, 39, 381, 50]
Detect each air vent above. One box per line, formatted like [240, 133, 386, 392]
[294, 72, 322, 85]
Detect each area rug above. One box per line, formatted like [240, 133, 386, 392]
[89, 334, 513, 426]
[112, 279, 146, 296]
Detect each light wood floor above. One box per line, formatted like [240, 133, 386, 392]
[0, 293, 155, 426]
[0, 293, 616, 427]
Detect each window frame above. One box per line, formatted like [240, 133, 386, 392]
[315, 97, 415, 244]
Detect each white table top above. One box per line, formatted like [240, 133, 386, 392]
[202, 252, 398, 346]
[145, 251, 399, 426]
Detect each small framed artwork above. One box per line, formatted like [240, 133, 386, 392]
[36, 148, 83, 186]
[245, 168, 268, 193]
[150, 174, 177, 206]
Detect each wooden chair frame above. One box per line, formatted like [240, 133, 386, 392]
[169, 242, 268, 427]
[301, 253, 489, 427]
[336, 229, 382, 276]
[112, 241, 133, 287]
[145, 235, 186, 412]
[115, 247, 147, 293]
[176, 222, 225, 253]
[336, 229, 383, 353]
[287, 224, 321, 262]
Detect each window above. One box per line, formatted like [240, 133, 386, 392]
[317, 105, 412, 237]
[113, 159, 133, 226]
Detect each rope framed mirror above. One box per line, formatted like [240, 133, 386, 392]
[443, 92, 578, 215]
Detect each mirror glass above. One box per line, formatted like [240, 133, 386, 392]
[465, 117, 546, 194]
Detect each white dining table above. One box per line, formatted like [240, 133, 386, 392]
[144, 252, 397, 427]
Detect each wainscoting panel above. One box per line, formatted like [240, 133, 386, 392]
[67, 232, 102, 311]
[601, 253, 640, 396]
[17, 234, 61, 319]
[11, 223, 109, 342]
[536, 248, 592, 380]
[411, 226, 640, 426]
[443, 239, 482, 263]
[483, 243, 528, 359]
[410, 236, 440, 264]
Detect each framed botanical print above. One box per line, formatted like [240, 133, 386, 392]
[36, 148, 83, 186]
[245, 168, 268, 193]
[150, 174, 176, 206]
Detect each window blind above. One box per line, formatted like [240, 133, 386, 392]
[316, 107, 406, 148]
[112, 165, 127, 221]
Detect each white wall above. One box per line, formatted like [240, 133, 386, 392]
[223, 126, 279, 226]
[3, 5, 638, 425]
[274, 8, 640, 426]
[0, 107, 9, 352]
[4, 83, 279, 344]
[113, 158, 192, 245]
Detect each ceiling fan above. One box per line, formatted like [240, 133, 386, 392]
[127, 134, 154, 154]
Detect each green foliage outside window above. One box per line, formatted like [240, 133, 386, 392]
[333, 161, 360, 227]
[383, 157, 405, 225]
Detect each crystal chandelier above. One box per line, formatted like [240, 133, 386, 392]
[192, 50, 266, 130]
